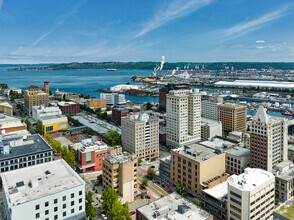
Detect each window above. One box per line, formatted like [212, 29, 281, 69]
[54, 207, 58, 212]
[71, 201, 74, 206]
[79, 198, 82, 203]
[71, 209, 75, 214]
[36, 213, 40, 218]
[35, 205, 40, 210]
[54, 215, 58, 220]
[71, 193, 74, 198]
[79, 206, 82, 211]
[63, 212, 66, 217]
[46, 126, 53, 132]
[63, 196, 66, 201]
[63, 204, 66, 209]
[45, 201, 49, 207]
[54, 199, 58, 204]
[79, 190, 82, 196]
[45, 210, 49, 215]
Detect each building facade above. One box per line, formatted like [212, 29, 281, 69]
[250, 105, 288, 172]
[102, 147, 138, 203]
[100, 93, 126, 105]
[0, 114, 28, 137]
[24, 82, 49, 113]
[166, 89, 201, 149]
[58, 101, 80, 115]
[171, 143, 226, 195]
[225, 147, 250, 175]
[159, 156, 171, 183]
[201, 98, 223, 121]
[227, 168, 275, 220]
[121, 113, 159, 161]
[201, 118, 222, 140]
[112, 106, 140, 125]
[0, 102, 13, 115]
[1, 159, 86, 220]
[218, 103, 247, 133]
[86, 98, 107, 110]
[73, 137, 108, 173]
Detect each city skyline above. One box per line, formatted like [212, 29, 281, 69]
[0, 0, 294, 63]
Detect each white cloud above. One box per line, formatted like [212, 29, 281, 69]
[256, 40, 265, 44]
[0, 0, 3, 11]
[134, 0, 214, 38]
[256, 46, 264, 49]
[222, 5, 290, 39]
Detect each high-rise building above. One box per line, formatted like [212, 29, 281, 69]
[159, 83, 190, 112]
[102, 147, 138, 203]
[1, 159, 86, 220]
[201, 97, 223, 121]
[121, 113, 159, 161]
[112, 106, 140, 125]
[24, 83, 49, 113]
[227, 168, 275, 220]
[218, 103, 247, 133]
[250, 105, 288, 172]
[166, 89, 201, 149]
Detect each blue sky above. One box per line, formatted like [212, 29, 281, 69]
[0, 0, 294, 63]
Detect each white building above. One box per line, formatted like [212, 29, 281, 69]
[32, 105, 61, 121]
[201, 99, 222, 121]
[166, 89, 201, 148]
[3, 88, 22, 96]
[1, 159, 86, 220]
[100, 93, 126, 105]
[228, 168, 275, 220]
[250, 105, 288, 172]
[201, 118, 222, 140]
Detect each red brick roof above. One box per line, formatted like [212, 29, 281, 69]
[28, 85, 39, 89]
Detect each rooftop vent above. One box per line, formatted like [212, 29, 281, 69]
[45, 170, 51, 175]
[16, 181, 24, 188]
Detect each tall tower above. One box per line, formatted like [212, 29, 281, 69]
[166, 89, 201, 149]
[250, 105, 288, 172]
[44, 81, 49, 95]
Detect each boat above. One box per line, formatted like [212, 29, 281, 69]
[282, 111, 294, 116]
[107, 69, 116, 71]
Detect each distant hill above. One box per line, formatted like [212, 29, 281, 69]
[7, 61, 294, 71]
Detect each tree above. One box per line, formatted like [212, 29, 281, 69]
[106, 107, 111, 111]
[87, 127, 93, 136]
[175, 183, 186, 196]
[147, 167, 156, 179]
[146, 102, 152, 110]
[24, 119, 31, 130]
[114, 120, 120, 127]
[36, 120, 43, 134]
[85, 191, 97, 220]
[191, 197, 201, 206]
[101, 188, 119, 215]
[141, 178, 148, 188]
[61, 146, 76, 169]
[138, 158, 143, 164]
[106, 130, 121, 146]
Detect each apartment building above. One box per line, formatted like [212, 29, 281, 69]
[86, 98, 107, 110]
[0, 102, 13, 115]
[166, 89, 201, 149]
[100, 93, 126, 105]
[171, 143, 226, 195]
[57, 101, 80, 115]
[250, 105, 288, 172]
[121, 113, 159, 161]
[227, 168, 275, 220]
[0, 134, 54, 173]
[112, 106, 140, 125]
[218, 103, 247, 133]
[273, 161, 294, 201]
[24, 82, 49, 113]
[102, 147, 138, 203]
[201, 97, 223, 121]
[1, 159, 86, 220]
[73, 137, 108, 173]
[201, 118, 222, 140]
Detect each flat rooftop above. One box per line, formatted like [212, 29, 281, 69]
[274, 197, 294, 219]
[199, 137, 237, 151]
[174, 143, 220, 162]
[73, 137, 108, 152]
[105, 152, 136, 165]
[201, 118, 222, 126]
[0, 114, 19, 123]
[228, 168, 274, 191]
[203, 180, 228, 202]
[225, 147, 250, 158]
[1, 159, 85, 207]
[58, 101, 77, 106]
[0, 134, 53, 161]
[137, 192, 212, 220]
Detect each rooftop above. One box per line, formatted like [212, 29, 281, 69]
[253, 105, 285, 124]
[1, 159, 85, 207]
[274, 161, 294, 181]
[203, 180, 228, 202]
[201, 118, 222, 127]
[219, 103, 246, 109]
[137, 192, 212, 220]
[73, 137, 108, 152]
[199, 137, 237, 152]
[105, 151, 136, 165]
[225, 147, 250, 158]
[274, 197, 294, 219]
[0, 114, 20, 124]
[57, 101, 78, 106]
[0, 134, 53, 161]
[228, 168, 274, 191]
[174, 143, 220, 162]
[160, 156, 171, 164]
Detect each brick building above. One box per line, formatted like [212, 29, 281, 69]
[112, 106, 140, 125]
[58, 101, 80, 115]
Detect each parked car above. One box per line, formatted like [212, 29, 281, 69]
[129, 211, 136, 215]
[101, 214, 107, 220]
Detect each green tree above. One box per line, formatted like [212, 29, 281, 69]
[96, 174, 102, 185]
[146, 102, 152, 110]
[87, 127, 93, 136]
[24, 119, 31, 130]
[85, 191, 97, 220]
[36, 120, 43, 134]
[101, 188, 119, 215]
[175, 183, 186, 196]
[106, 130, 121, 146]
[191, 197, 201, 206]
[114, 120, 120, 126]
[147, 167, 156, 179]
[141, 178, 148, 188]
[61, 146, 76, 169]
[138, 158, 143, 164]
[106, 107, 111, 111]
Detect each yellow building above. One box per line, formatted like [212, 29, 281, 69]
[86, 98, 106, 110]
[24, 83, 49, 113]
[0, 102, 13, 116]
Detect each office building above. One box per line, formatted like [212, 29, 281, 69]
[201, 97, 223, 121]
[227, 131, 250, 147]
[86, 98, 107, 110]
[159, 156, 171, 183]
[0, 102, 13, 115]
[159, 83, 190, 112]
[250, 105, 288, 172]
[57, 101, 80, 115]
[1, 159, 86, 220]
[166, 89, 201, 149]
[100, 93, 126, 105]
[288, 145, 294, 162]
[102, 147, 138, 203]
[0, 114, 29, 137]
[32, 106, 68, 134]
[24, 82, 49, 113]
[0, 134, 54, 174]
[273, 161, 294, 201]
[171, 143, 226, 195]
[136, 192, 213, 220]
[201, 118, 222, 140]
[218, 103, 247, 133]
[121, 113, 159, 161]
[72, 137, 108, 173]
[227, 168, 275, 220]
[112, 106, 140, 125]
[54, 88, 79, 100]
[226, 147, 250, 174]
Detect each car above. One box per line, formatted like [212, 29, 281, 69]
[150, 165, 155, 169]
[101, 214, 107, 220]
[129, 211, 136, 215]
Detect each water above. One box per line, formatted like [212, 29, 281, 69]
[247, 109, 294, 120]
[0, 67, 159, 103]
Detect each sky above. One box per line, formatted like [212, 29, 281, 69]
[0, 0, 294, 64]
